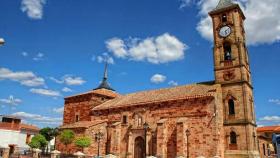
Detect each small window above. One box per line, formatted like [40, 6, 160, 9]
[230, 131, 237, 144]
[122, 115, 127, 124]
[228, 99, 235, 115]
[222, 14, 227, 23]
[75, 115, 80, 122]
[224, 43, 232, 61]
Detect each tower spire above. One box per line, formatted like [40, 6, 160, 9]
[94, 60, 115, 91]
[103, 60, 108, 80]
[215, 0, 234, 10]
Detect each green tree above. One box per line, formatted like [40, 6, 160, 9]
[28, 134, 48, 149]
[74, 137, 91, 153]
[28, 139, 41, 149]
[52, 127, 60, 150]
[39, 127, 54, 154]
[59, 129, 75, 153]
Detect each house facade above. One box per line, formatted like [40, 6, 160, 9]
[0, 115, 39, 156]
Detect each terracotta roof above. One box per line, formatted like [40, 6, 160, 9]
[20, 124, 40, 132]
[93, 83, 219, 111]
[65, 88, 119, 99]
[60, 120, 107, 129]
[257, 126, 280, 133]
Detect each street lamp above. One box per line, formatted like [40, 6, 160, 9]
[185, 129, 191, 158]
[143, 122, 149, 157]
[95, 131, 103, 158]
[0, 38, 5, 46]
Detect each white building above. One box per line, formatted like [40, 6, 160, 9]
[0, 115, 39, 155]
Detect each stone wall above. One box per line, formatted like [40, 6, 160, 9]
[63, 92, 114, 125]
[89, 94, 224, 158]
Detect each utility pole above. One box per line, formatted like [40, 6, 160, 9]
[95, 131, 103, 158]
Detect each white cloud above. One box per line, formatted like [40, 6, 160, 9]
[53, 107, 64, 114]
[21, 0, 46, 20]
[49, 77, 63, 84]
[168, 80, 179, 86]
[106, 38, 128, 58]
[49, 75, 86, 86]
[22, 52, 28, 57]
[97, 53, 115, 64]
[0, 95, 22, 106]
[33, 52, 44, 61]
[106, 33, 187, 64]
[194, 0, 280, 45]
[30, 88, 61, 97]
[150, 74, 167, 84]
[259, 116, 280, 122]
[64, 76, 85, 86]
[269, 99, 280, 105]
[62, 87, 73, 92]
[179, 0, 193, 9]
[12, 112, 62, 125]
[21, 77, 45, 87]
[0, 67, 45, 87]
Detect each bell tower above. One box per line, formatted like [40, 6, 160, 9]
[209, 0, 259, 157]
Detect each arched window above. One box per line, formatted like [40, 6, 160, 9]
[230, 131, 237, 144]
[228, 99, 235, 115]
[223, 43, 232, 61]
[222, 14, 227, 23]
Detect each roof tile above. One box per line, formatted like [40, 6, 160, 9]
[93, 83, 219, 111]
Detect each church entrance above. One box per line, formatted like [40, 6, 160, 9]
[134, 136, 145, 158]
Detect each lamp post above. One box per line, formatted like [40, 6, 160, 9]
[143, 122, 149, 157]
[185, 129, 191, 158]
[0, 38, 5, 46]
[95, 131, 103, 158]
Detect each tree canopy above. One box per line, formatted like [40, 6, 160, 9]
[28, 134, 48, 149]
[59, 129, 75, 146]
[39, 127, 54, 142]
[74, 137, 91, 150]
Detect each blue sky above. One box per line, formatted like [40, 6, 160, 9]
[0, 0, 279, 128]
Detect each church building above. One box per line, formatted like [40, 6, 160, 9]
[57, 0, 260, 157]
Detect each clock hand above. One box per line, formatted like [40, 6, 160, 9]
[225, 28, 230, 34]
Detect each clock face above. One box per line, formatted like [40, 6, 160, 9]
[219, 26, 231, 37]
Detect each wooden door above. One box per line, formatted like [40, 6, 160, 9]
[134, 137, 145, 158]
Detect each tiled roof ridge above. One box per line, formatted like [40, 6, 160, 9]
[65, 88, 119, 99]
[93, 94, 214, 111]
[20, 123, 40, 131]
[92, 83, 219, 111]
[257, 125, 280, 132]
[116, 82, 217, 97]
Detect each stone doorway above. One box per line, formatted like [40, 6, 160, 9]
[134, 136, 145, 158]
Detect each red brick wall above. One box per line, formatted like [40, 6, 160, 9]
[63, 92, 113, 125]
[89, 96, 224, 158]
